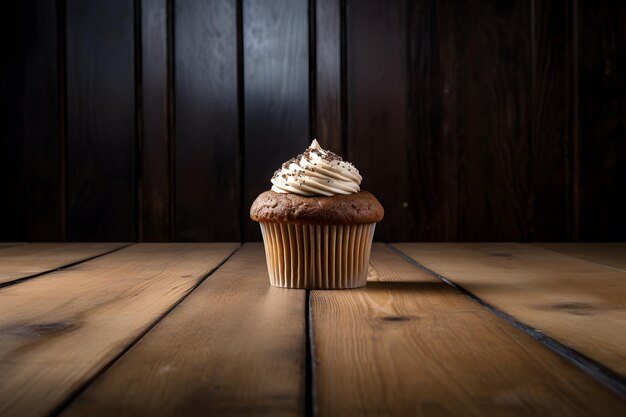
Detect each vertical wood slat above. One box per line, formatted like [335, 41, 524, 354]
[346, 0, 412, 242]
[577, 1, 626, 241]
[1, 0, 624, 243]
[66, 0, 137, 241]
[175, 0, 240, 241]
[0, 1, 61, 241]
[0, 2, 27, 241]
[140, 0, 170, 241]
[530, 0, 572, 241]
[409, 0, 455, 241]
[243, 0, 310, 242]
[24, 0, 63, 240]
[446, 0, 532, 241]
[315, 0, 343, 154]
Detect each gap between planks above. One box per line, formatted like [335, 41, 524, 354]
[0, 243, 133, 288]
[387, 243, 626, 401]
[0, 243, 240, 417]
[532, 243, 626, 272]
[51, 244, 242, 417]
[57, 243, 305, 417]
[309, 244, 626, 416]
[37, 245, 618, 416]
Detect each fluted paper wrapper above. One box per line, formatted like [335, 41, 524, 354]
[259, 222, 375, 289]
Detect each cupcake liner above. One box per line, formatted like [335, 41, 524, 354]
[259, 222, 376, 289]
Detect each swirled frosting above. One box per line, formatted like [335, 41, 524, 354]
[271, 140, 362, 196]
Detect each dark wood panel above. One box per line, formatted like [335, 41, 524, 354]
[66, 0, 137, 241]
[408, 0, 455, 241]
[140, 0, 170, 241]
[243, 0, 310, 241]
[0, 1, 27, 240]
[0, 1, 61, 241]
[2, 0, 625, 243]
[316, 0, 343, 154]
[530, 0, 571, 241]
[577, 0, 626, 241]
[442, 0, 532, 241]
[346, 0, 412, 241]
[175, 0, 239, 241]
[24, 0, 63, 240]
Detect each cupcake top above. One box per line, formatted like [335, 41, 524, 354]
[251, 140, 384, 224]
[251, 191, 383, 224]
[271, 139, 362, 196]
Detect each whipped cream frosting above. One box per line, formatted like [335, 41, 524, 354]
[271, 140, 362, 196]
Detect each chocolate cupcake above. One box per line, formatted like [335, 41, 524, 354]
[250, 140, 384, 289]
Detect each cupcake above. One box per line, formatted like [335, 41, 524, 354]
[250, 139, 384, 289]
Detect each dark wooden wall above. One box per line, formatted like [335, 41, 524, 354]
[1, 0, 625, 242]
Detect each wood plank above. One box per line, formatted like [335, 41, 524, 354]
[66, 0, 136, 241]
[1, 0, 62, 241]
[243, 0, 310, 241]
[140, 0, 171, 241]
[577, 1, 626, 241]
[0, 243, 238, 417]
[312, 244, 626, 416]
[346, 0, 412, 241]
[0, 242, 27, 250]
[60, 243, 304, 417]
[443, 0, 532, 241]
[534, 243, 626, 272]
[408, 0, 457, 241]
[393, 243, 626, 376]
[530, 0, 572, 240]
[23, 0, 63, 240]
[315, 0, 343, 154]
[175, 0, 240, 241]
[0, 1, 28, 240]
[0, 243, 128, 285]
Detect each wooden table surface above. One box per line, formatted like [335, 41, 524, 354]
[1, 242, 625, 417]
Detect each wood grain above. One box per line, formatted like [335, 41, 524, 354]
[0, 242, 127, 285]
[0, 0, 63, 241]
[443, 0, 532, 241]
[393, 243, 626, 375]
[530, 0, 572, 240]
[175, 0, 240, 241]
[0, 1, 27, 241]
[534, 242, 626, 272]
[0, 242, 27, 250]
[346, 0, 411, 241]
[243, 0, 310, 241]
[311, 244, 626, 416]
[66, 0, 136, 241]
[23, 0, 63, 241]
[61, 243, 304, 417]
[409, 0, 455, 241]
[315, 0, 343, 154]
[577, 1, 626, 241]
[4, 1, 625, 243]
[140, 0, 170, 241]
[0, 243, 238, 417]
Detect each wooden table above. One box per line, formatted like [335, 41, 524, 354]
[1, 242, 625, 416]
